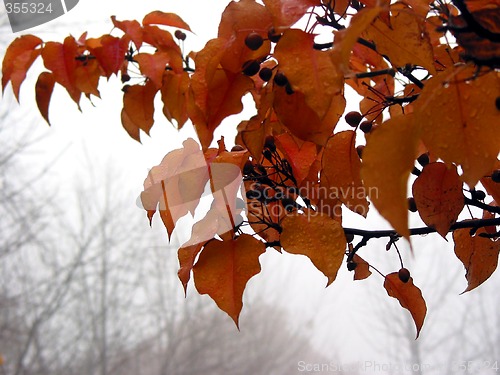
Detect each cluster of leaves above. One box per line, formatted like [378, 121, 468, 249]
[2, 0, 500, 338]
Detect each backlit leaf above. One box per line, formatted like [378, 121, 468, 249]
[193, 234, 266, 327]
[143, 11, 192, 31]
[111, 16, 143, 49]
[275, 133, 318, 186]
[161, 71, 190, 128]
[121, 81, 158, 141]
[353, 254, 372, 280]
[453, 227, 500, 293]
[86, 35, 129, 78]
[481, 160, 500, 203]
[135, 52, 172, 88]
[280, 209, 347, 285]
[362, 4, 436, 74]
[384, 272, 427, 338]
[415, 67, 500, 187]
[412, 163, 464, 237]
[361, 115, 420, 238]
[263, 0, 320, 29]
[2, 35, 43, 101]
[321, 131, 369, 217]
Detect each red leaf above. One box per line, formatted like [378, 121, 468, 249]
[263, 0, 321, 29]
[142, 11, 192, 31]
[86, 35, 129, 78]
[384, 272, 427, 338]
[161, 71, 190, 128]
[353, 254, 372, 280]
[35, 72, 55, 125]
[135, 52, 172, 88]
[275, 133, 318, 186]
[2, 35, 43, 101]
[111, 16, 143, 49]
[193, 234, 265, 327]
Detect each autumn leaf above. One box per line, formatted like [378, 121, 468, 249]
[274, 29, 345, 145]
[263, 0, 320, 29]
[193, 234, 266, 327]
[362, 4, 436, 74]
[280, 209, 347, 285]
[480, 160, 500, 203]
[161, 71, 190, 128]
[142, 11, 192, 31]
[35, 72, 56, 125]
[453, 227, 500, 293]
[135, 52, 172, 88]
[275, 133, 318, 186]
[86, 35, 130, 78]
[415, 67, 500, 187]
[121, 81, 158, 141]
[361, 114, 420, 238]
[111, 16, 143, 49]
[188, 38, 254, 149]
[2, 35, 43, 101]
[353, 254, 372, 280]
[384, 272, 427, 338]
[412, 163, 465, 238]
[321, 130, 369, 217]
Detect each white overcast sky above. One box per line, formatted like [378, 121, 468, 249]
[2, 1, 500, 372]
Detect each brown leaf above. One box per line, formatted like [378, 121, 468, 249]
[35, 72, 55, 125]
[280, 209, 347, 285]
[111, 16, 143, 49]
[142, 11, 192, 31]
[412, 162, 464, 237]
[86, 35, 129, 78]
[275, 133, 318, 186]
[384, 272, 427, 338]
[193, 234, 266, 327]
[121, 81, 158, 141]
[263, 0, 321, 29]
[161, 71, 190, 128]
[353, 254, 372, 280]
[453, 227, 500, 293]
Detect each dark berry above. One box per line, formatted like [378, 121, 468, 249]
[411, 167, 421, 176]
[492, 169, 500, 183]
[407, 197, 417, 212]
[231, 145, 245, 152]
[259, 67, 273, 82]
[243, 160, 254, 175]
[359, 121, 372, 133]
[285, 82, 294, 95]
[263, 149, 273, 161]
[356, 145, 365, 159]
[274, 72, 288, 87]
[347, 261, 357, 271]
[471, 189, 486, 201]
[121, 74, 130, 83]
[174, 30, 186, 41]
[417, 153, 430, 167]
[496, 96, 500, 110]
[345, 232, 354, 243]
[246, 189, 261, 200]
[281, 197, 296, 212]
[345, 111, 363, 127]
[242, 60, 261, 76]
[245, 32, 264, 50]
[264, 135, 276, 152]
[398, 268, 411, 283]
[268, 27, 282, 43]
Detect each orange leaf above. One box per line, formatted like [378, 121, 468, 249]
[412, 163, 465, 238]
[74, 58, 101, 98]
[280, 209, 347, 285]
[41, 37, 81, 104]
[188, 38, 253, 149]
[275, 133, 318, 186]
[121, 81, 158, 141]
[2, 35, 43, 101]
[362, 4, 436, 74]
[35, 72, 55, 125]
[333, 7, 381, 73]
[263, 0, 321, 29]
[141, 138, 210, 236]
[415, 67, 500, 187]
[193, 234, 265, 327]
[321, 130, 369, 217]
[274, 29, 344, 144]
[453, 227, 500, 293]
[353, 254, 372, 280]
[161, 71, 190, 128]
[218, 0, 272, 73]
[384, 272, 427, 338]
[86, 35, 129, 78]
[142, 11, 192, 31]
[111, 16, 143, 49]
[361, 115, 420, 239]
[135, 52, 172, 88]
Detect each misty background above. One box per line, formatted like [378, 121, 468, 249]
[0, 1, 499, 374]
